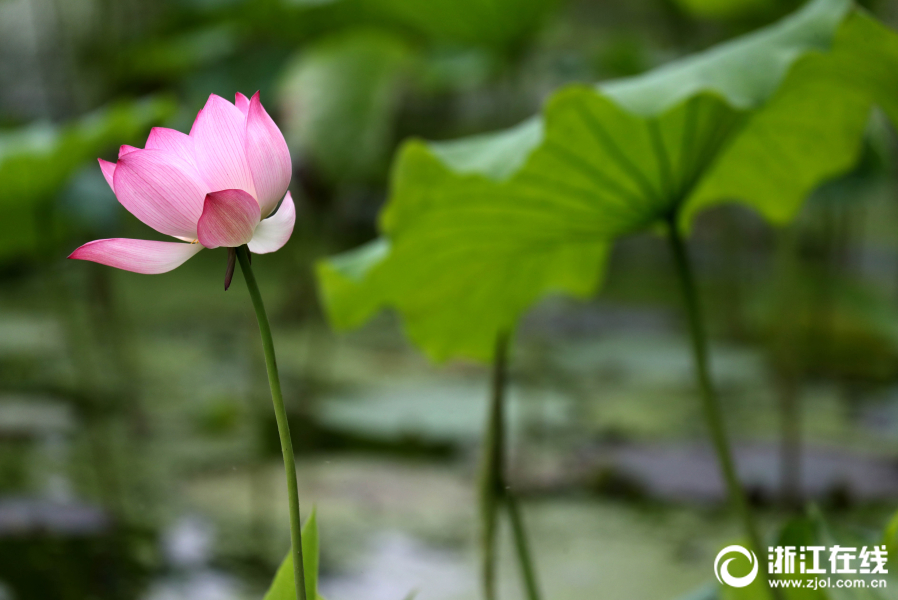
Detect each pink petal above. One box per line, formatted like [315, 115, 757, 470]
[145, 127, 197, 170]
[235, 92, 250, 115]
[245, 91, 291, 217]
[98, 158, 116, 191]
[248, 191, 295, 254]
[191, 94, 256, 198]
[197, 189, 261, 249]
[68, 238, 203, 274]
[119, 145, 140, 158]
[113, 149, 207, 240]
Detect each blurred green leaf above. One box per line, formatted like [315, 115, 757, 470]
[882, 510, 898, 560]
[791, 276, 898, 381]
[279, 30, 409, 183]
[126, 26, 238, 80]
[264, 509, 321, 600]
[673, 0, 777, 20]
[0, 96, 175, 260]
[318, 0, 898, 363]
[356, 0, 558, 51]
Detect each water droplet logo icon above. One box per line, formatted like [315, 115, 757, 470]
[714, 545, 759, 588]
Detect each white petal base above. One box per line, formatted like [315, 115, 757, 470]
[248, 191, 296, 254]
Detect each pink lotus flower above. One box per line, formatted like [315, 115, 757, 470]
[69, 92, 295, 277]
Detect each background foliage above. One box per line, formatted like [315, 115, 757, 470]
[1, 0, 898, 599]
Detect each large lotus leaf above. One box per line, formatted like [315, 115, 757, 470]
[600, 0, 851, 116]
[317, 0, 898, 363]
[318, 91, 746, 362]
[681, 10, 898, 225]
[279, 30, 409, 183]
[426, 117, 543, 181]
[531, 8, 898, 234]
[0, 97, 175, 260]
[417, 0, 852, 175]
[318, 141, 610, 362]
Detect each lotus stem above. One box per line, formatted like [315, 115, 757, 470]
[479, 333, 507, 600]
[507, 493, 541, 600]
[666, 219, 781, 599]
[237, 245, 307, 600]
[479, 332, 542, 600]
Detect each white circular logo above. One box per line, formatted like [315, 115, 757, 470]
[714, 545, 759, 588]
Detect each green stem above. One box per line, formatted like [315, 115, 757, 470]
[479, 333, 508, 600]
[479, 332, 543, 600]
[237, 245, 307, 600]
[507, 494, 541, 600]
[666, 221, 780, 599]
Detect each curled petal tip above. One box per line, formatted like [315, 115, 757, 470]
[235, 92, 250, 115]
[119, 145, 140, 158]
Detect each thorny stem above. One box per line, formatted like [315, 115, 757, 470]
[666, 220, 782, 599]
[237, 245, 307, 600]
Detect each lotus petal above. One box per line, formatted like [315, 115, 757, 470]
[69, 238, 203, 274]
[191, 94, 257, 198]
[113, 149, 207, 239]
[197, 188, 261, 249]
[235, 92, 250, 115]
[245, 92, 291, 217]
[145, 127, 198, 171]
[248, 191, 295, 254]
[98, 158, 116, 191]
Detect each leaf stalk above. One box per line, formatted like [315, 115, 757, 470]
[666, 220, 782, 599]
[479, 332, 542, 600]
